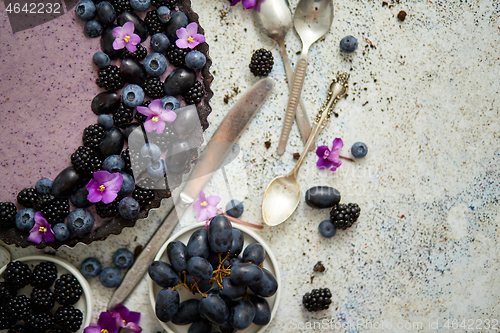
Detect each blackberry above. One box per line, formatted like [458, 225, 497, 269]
[133, 187, 155, 206]
[111, 0, 131, 14]
[0, 305, 16, 330]
[151, 0, 176, 9]
[38, 197, 70, 225]
[25, 311, 55, 332]
[143, 77, 165, 99]
[329, 203, 361, 230]
[129, 150, 150, 177]
[149, 126, 176, 150]
[135, 100, 151, 124]
[54, 274, 83, 306]
[45, 329, 69, 333]
[7, 295, 31, 320]
[0, 202, 17, 226]
[3, 261, 32, 290]
[55, 305, 83, 332]
[96, 65, 124, 91]
[145, 10, 165, 35]
[71, 146, 102, 177]
[183, 81, 204, 105]
[249, 48, 274, 77]
[165, 44, 189, 67]
[83, 124, 105, 150]
[17, 188, 38, 208]
[31, 262, 58, 289]
[121, 44, 147, 61]
[31, 288, 55, 311]
[0, 282, 16, 306]
[302, 288, 332, 312]
[113, 103, 135, 128]
[121, 148, 133, 175]
[95, 197, 120, 218]
[8, 325, 27, 333]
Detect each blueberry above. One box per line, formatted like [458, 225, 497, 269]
[15, 208, 36, 231]
[157, 6, 171, 23]
[339, 35, 358, 53]
[318, 220, 336, 238]
[185, 50, 206, 70]
[143, 52, 168, 77]
[98, 114, 114, 129]
[129, 0, 150, 11]
[150, 33, 170, 53]
[67, 209, 95, 235]
[75, 0, 96, 21]
[103, 155, 125, 173]
[118, 172, 135, 196]
[93, 51, 110, 69]
[35, 178, 53, 194]
[147, 159, 166, 179]
[118, 197, 140, 219]
[161, 96, 180, 110]
[99, 267, 121, 288]
[141, 143, 162, 161]
[112, 248, 134, 269]
[96, 1, 116, 26]
[53, 223, 70, 241]
[226, 199, 244, 218]
[70, 187, 92, 208]
[351, 142, 368, 158]
[80, 257, 102, 279]
[122, 84, 145, 108]
[84, 20, 103, 38]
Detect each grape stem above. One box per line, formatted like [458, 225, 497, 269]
[212, 209, 264, 230]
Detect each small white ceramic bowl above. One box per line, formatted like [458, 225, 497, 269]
[2, 255, 93, 333]
[149, 222, 281, 333]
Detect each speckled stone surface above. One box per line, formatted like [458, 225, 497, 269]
[2, 0, 500, 332]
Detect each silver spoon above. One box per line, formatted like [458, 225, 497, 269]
[253, 0, 312, 146]
[277, 0, 334, 155]
[262, 73, 348, 226]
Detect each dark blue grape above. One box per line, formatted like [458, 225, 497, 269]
[242, 243, 265, 265]
[188, 319, 211, 333]
[148, 261, 180, 288]
[249, 267, 278, 297]
[208, 215, 233, 254]
[167, 241, 188, 273]
[199, 294, 229, 326]
[229, 229, 244, 256]
[250, 295, 271, 325]
[207, 251, 221, 269]
[186, 228, 210, 259]
[229, 263, 263, 286]
[229, 299, 256, 330]
[219, 277, 246, 300]
[155, 288, 179, 322]
[229, 257, 242, 267]
[172, 299, 200, 325]
[185, 275, 212, 293]
[187, 257, 213, 281]
[219, 323, 236, 333]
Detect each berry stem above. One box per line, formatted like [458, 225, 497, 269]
[218, 211, 264, 230]
[339, 154, 355, 162]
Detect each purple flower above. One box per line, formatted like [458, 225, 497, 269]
[112, 22, 141, 53]
[27, 212, 54, 244]
[316, 138, 343, 171]
[175, 22, 206, 49]
[229, 0, 263, 9]
[84, 311, 118, 333]
[193, 190, 220, 222]
[86, 170, 123, 204]
[136, 99, 177, 134]
[111, 304, 142, 332]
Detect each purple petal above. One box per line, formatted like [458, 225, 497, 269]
[241, 0, 256, 8]
[317, 158, 332, 170]
[129, 34, 141, 45]
[185, 22, 198, 35]
[331, 137, 343, 151]
[43, 227, 55, 243]
[111, 304, 129, 318]
[205, 206, 218, 219]
[98, 311, 118, 333]
[137, 106, 155, 117]
[87, 188, 103, 203]
[192, 201, 202, 213]
[194, 34, 205, 44]
[34, 211, 46, 225]
[84, 325, 102, 333]
[148, 99, 163, 113]
[104, 173, 123, 192]
[198, 208, 209, 222]
[143, 119, 157, 132]
[93, 170, 114, 184]
[187, 40, 200, 49]
[112, 26, 124, 38]
[329, 160, 342, 171]
[176, 39, 189, 49]
[199, 190, 207, 202]
[206, 195, 221, 207]
[124, 322, 142, 332]
[123, 21, 135, 35]
[229, 0, 240, 5]
[125, 43, 137, 53]
[113, 39, 126, 50]
[176, 27, 189, 40]
[159, 110, 177, 123]
[126, 311, 141, 325]
[27, 229, 43, 244]
[316, 145, 330, 158]
[155, 120, 166, 134]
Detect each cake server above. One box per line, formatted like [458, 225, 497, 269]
[108, 77, 275, 308]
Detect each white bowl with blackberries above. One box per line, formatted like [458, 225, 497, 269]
[148, 215, 280, 333]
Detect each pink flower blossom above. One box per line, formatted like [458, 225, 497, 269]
[175, 22, 205, 49]
[316, 138, 343, 171]
[229, 0, 264, 9]
[86, 170, 123, 204]
[27, 212, 54, 244]
[136, 99, 177, 134]
[112, 22, 141, 53]
[193, 190, 220, 222]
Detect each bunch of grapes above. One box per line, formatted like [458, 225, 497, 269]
[149, 215, 278, 331]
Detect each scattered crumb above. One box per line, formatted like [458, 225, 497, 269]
[296, 51, 301, 55]
[382, 1, 388, 6]
[397, 10, 407, 21]
[365, 38, 376, 49]
[264, 140, 271, 149]
[313, 261, 325, 272]
[400, 214, 405, 218]
[133, 245, 143, 259]
[223, 87, 240, 104]
[293, 153, 300, 160]
[310, 275, 315, 283]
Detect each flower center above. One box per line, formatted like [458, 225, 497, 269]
[124, 35, 130, 43]
[188, 36, 194, 43]
[152, 116, 159, 122]
[101, 330, 108, 333]
[99, 185, 106, 192]
[39, 226, 46, 233]
[200, 201, 208, 207]
[323, 150, 330, 159]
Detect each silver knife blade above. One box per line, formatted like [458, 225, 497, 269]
[108, 78, 275, 308]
